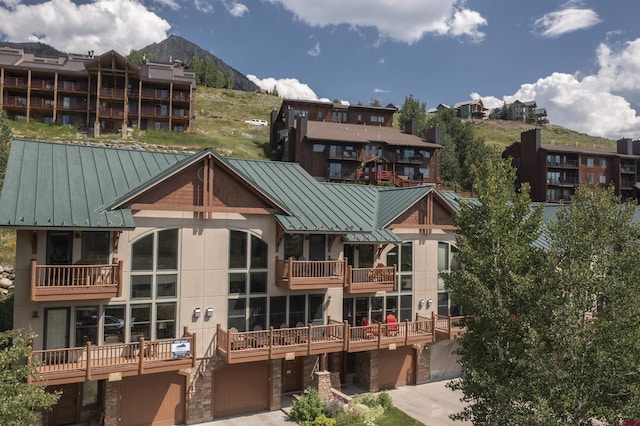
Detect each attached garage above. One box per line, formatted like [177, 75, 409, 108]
[119, 372, 186, 426]
[213, 361, 270, 418]
[378, 347, 415, 389]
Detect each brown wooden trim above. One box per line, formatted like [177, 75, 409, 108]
[129, 203, 278, 214]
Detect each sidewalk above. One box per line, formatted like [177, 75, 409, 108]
[194, 379, 469, 426]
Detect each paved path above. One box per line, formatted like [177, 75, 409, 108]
[192, 379, 470, 426]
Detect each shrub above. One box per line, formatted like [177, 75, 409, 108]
[377, 392, 393, 410]
[289, 388, 326, 423]
[301, 413, 336, 426]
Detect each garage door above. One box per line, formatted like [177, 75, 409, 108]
[120, 372, 185, 426]
[213, 361, 270, 418]
[378, 347, 415, 389]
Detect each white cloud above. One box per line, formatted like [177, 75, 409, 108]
[247, 75, 321, 100]
[374, 88, 389, 93]
[474, 38, 640, 140]
[265, 0, 486, 44]
[307, 42, 320, 57]
[194, 0, 214, 13]
[226, 2, 248, 17]
[378, 57, 385, 64]
[533, 5, 601, 38]
[153, 0, 180, 11]
[0, 0, 170, 53]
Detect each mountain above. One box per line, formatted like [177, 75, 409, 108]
[141, 34, 259, 92]
[0, 41, 64, 56]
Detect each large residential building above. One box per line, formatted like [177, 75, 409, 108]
[270, 99, 442, 187]
[1, 138, 464, 425]
[0, 47, 195, 137]
[503, 128, 640, 202]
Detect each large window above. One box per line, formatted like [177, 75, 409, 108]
[129, 229, 179, 341]
[438, 242, 460, 316]
[227, 231, 269, 331]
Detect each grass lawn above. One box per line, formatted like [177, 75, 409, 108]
[376, 406, 424, 425]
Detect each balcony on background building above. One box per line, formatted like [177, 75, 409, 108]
[345, 265, 396, 294]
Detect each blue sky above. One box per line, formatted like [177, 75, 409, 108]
[2, 0, 640, 140]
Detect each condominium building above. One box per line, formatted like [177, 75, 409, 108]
[0, 47, 195, 136]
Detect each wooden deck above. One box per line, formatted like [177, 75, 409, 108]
[30, 260, 123, 301]
[434, 315, 466, 340]
[30, 335, 196, 385]
[216, 315, 463, 364]
[275, 258, 348, 290]
[275, 258, 396, 293]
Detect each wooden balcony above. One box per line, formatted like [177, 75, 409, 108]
[434, 315, 465, 340]
[216, 315, 450, 364]
[275, 257, 347, 290]
[345, 265, 396, 294]
[29, 334, 196, 386]
[30, 260, 123, 302]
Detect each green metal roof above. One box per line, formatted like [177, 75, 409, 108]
[0, 140, 467, 244]
[0, 139, 186, 229]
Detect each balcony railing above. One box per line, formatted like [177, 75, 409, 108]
[216, 316, 448, 364]
[3, 76, 28, 88]
[434, 314, 466, 340]
[346, 265, 396, 294]
[29, 333, 196, 386]
[547, 177, 579, 186]
[547, 160, 579, 168]
[275, 257, 347, 290]
[30, 260, 123, 302]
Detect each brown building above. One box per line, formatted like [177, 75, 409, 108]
[0, 47, 195, 137]
[270, 99, 442, 187]
[503, 128, 640, 202]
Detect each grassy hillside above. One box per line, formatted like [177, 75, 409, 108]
[8, 87, 282, 159]
[8, 88, 615, 156]
[467, 118, 615, 150]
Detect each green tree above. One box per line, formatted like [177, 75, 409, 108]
[426, 108, 487, 190]
[540, 187, 640, 424]
[126, 48, 156, 66]
[189, 56, 204, 85]
[0, 111, 12, 189]
[370, 97, 381, 107]
[224, 69, 235, 90]
[445, 153, 548, 424]
[398, 94, 426, 134]
[0, 330, 60, 424]
[448, 165, 640, 424]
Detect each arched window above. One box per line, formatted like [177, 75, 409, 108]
[129, 229, 179, 341]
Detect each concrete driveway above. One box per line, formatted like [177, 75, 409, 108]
[195, 379, 470, 426]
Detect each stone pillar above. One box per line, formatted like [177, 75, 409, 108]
[303, 355, 320, 390]
[103, 381, 119, 426]
[314, 371, 332, 401]
[355, 351, 378, 392]
[270, 359, 282, 410]
[415, 344, 431, 385]
[186, 358, 218, 424]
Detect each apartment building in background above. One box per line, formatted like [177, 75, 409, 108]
[270, 98, 442, 188]
[0, 47, 195, 137]
[503, 128, 640, 202]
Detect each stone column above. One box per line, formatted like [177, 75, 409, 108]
[270, 359, 282, 410]
[103, 381, 119, 426]
[314, 371, 332, 401]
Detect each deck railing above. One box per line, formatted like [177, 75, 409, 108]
[217, 314, 457, 363]
[433, 314, 466, 340]
[346, 265, 396, 293]
[30, 260, 123, 301]
[29, 333, 196, 385]
[275, 257, 347, 290]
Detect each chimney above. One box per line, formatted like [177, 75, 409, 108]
[426, 124, 441, 144]
[617, 138, 632, 155]
[405, 119, 417, 135]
